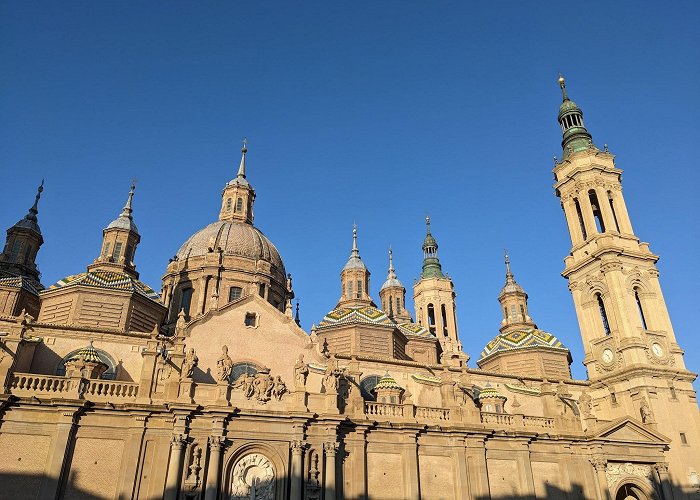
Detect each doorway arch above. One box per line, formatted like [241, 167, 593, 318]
[614, 480, 654, 500]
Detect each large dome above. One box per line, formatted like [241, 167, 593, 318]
[175, 220, 285, 272]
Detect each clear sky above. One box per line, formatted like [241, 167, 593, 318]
[1, 2, 699, 381]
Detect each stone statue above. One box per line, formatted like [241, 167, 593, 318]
[323, 365, 341, 393]
[215, 345, 233, 382]
[578, 390, 593, 418]
[293, 354, 309, 389]
[272, 376, 287, 401]
[640, 397, 653, 423]
[181, 348, 198, 379]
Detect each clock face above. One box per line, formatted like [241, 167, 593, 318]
[652, 343, 664, 357]
[602, 348, 614, 364]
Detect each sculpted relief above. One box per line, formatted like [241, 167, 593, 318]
[233, 368, 287, 404]
[230, 453, 275, 500]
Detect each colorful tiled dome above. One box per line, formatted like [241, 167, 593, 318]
[48, 270, 160, 302]
[396, 322, 433, 339]
[68, 341, 105, 365]
[477, 384, 507, 401]
[373, 373, 403, 392]
[479, 328, 567, 360]
[0, 270, 42, 296]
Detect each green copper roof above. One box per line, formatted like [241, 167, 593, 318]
[557, 76, 594, 156]
[420, 217, 444, 279]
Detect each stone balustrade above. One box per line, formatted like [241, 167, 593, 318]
[9, 373, 138, 401]
[364, 402, 452, 422]
[481, 412, 556, 429]
[365, 401, 405, 417]
[415, 406, 451, 421]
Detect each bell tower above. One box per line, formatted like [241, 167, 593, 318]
[413, 217, 459, 345]
[219, 139, 255, 224]
[554, 76, 699, 486]
[336, 225, 374, 308]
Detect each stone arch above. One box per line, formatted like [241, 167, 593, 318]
[223, 441, 287, 500]
[56, 347, 118, 380]
[613, 477, 657, 500]
[625, 272, 651, 294]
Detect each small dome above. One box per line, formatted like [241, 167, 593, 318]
[558, 99, 580, 116]
[499, 278, 524, 298]
[373, 373, 403, 392]
[175, 220, 285, 273]
[380, 276, 403, 291]
[343, 255, 367, 271]
[68, 342, 105, 365]
[107, 215, 138, 233]
[477, 384, 507, 401]
[480, 328, 568, 360]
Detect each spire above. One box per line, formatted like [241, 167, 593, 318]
[500, 249, 523, 296]
[119, 181, 136, 219]
[237, 137, 248, 179]
[106, 181, 139, 234]
[388, 246, 396, 278]
[420, 216, 444, 279]
[380, 245, 404, 292]
[556, 74, 593, 155]
[504, 249, 514, 280]
[498, 250, 534, 332]
[26, 179, 44, 223]
[343, 223, 367, 271]
[295, 300, 300, 326]
[558, 74, 569, 101]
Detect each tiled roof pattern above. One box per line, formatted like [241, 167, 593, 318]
[48, 270, 161, 301]
[318, 307, 436, 339]
[479, 328, 568, 360]
[477, 385, 507, 401]
[0, 270, 42, 295]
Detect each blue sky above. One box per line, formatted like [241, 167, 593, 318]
[1, 2, 698, 381]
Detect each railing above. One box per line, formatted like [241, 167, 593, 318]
[365, 402, 405, 417]
[9, 373, 138, 401]
[10, 374, 75, 395]
[415, 406, 451, 421]
[480, 412, 514, 425]
[523, 415, 555, 428]
[85, 380, 139, 399]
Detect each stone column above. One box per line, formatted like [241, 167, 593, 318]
[610, 189, 634, 235]
[290, 440, 305, 500]
[38, 408, 80, 500]
[203, 436, 224, 500]
[655, 463, 675, 500]
[596, 187, 617, 233]
[402, 435, 420, 500]
[590, 458, 609, 500]
[323, 442, 338, 500]
[563, 198, 584, 245]
[164, 434, 187, 500]
[578, 190, 598, 237]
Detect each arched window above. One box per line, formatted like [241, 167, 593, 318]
[112, 242, 123, 262]
[356, 280, 362, 299]
[503, 306, 508, 320]
[359, 375, 381, 400]
[396, 297, 401, 314]
[226, 198, 232, 211]
[427, 304, 436, 335]
[236, 197, 243, 212]
[634, 288, 648, 330]
[589, 190, 606, 233]
[56, 348, 117, 380]
[441, 304, 449, 337]
[230, 362, 260, 382]
[348, 281, 353, 299]
[180, 287, 193, 317]
[229, 286, 243, 302]
[102, 242, 111, 258]
[596, 293, 611, 335]
[574, 198, 587, 240]
[519, 305, 526, 321]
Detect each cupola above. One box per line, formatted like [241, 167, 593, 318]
[557, 75, 594, 156]
[337, 225, 374, 308]
[379, 247, 410, 321]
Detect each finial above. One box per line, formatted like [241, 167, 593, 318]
[26, 179, 44, 221]
[504, 249, 512, 276]
[425, 215, 431, 234]
[352, 223, 358, 251]
[558, 73, 569, 101]
[388, 246, 394, 272]
[120, 180, 136, 218]
[295, 299, 300, 325]
[237, 137, 248, 178]
[604, 144, 609, 152]
[553, 155, 558, 165]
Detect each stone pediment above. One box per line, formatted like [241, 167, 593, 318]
[592, 417, 670, 445]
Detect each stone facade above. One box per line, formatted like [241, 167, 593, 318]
[0, 78, 698, 500]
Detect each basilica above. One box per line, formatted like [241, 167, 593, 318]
[0, 77, 698, 500]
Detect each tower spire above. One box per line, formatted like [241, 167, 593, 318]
[421, 216, 444, 278]
[237, 137, 248, 178]
[25, 179, 44, 222]
[498, 250, 534, 333]
[351, 223, 360, 258]
[387, 246, 396, 279]
[556, 75, 593, 155]
[120, 180, 136, 219]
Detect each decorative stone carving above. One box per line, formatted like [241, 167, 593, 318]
[181, 347, 198, 380]
[230, 453, 275, 500]
[640, 397, 654, 423]
[322, 356, 342, 393]
[293, 354, 309, 389]
[578, 390, 593, 418]
[183, 444, 203, 494]
[306, 449, 321, 500]
[170, 434, 187, 450]
[590, 457, 607, 472]
[233, 369, 287, 404]
[216, 345, 233, 382]
[605, 462, 653, 490]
